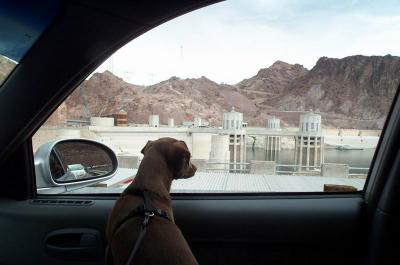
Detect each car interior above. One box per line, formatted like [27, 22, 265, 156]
[0, 1, 399, 265]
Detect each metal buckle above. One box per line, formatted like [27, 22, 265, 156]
[143, 211, 154, 226]
[145, 211, 155, 217]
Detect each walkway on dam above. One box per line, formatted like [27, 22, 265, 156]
[74, 168, 365, 193]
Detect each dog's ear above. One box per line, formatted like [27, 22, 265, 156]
[170, 141, 196, 179]
[172, 144, 190, 169]
[141, 140, 153, 154]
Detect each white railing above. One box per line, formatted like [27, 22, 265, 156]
[204, 161, 369, 178]
[205, 161, 250, 173]
[275, 164, 321, 174]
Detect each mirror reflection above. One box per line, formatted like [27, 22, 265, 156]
[49, 141, 114, 183]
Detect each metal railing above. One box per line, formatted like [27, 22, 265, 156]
[205, 162, 323, 175]
[205, 162, 250, 173]
[348, 167, 369, 178]
[275, 164, 321, 175]
[204, 161, 369, 178]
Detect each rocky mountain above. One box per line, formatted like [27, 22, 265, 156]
[236, 61, 308, 104]
[264, 55, 400, 128]
[56, 55, 400, 129]
[65, 71, 257, 126]
[66, 71, 143, 120]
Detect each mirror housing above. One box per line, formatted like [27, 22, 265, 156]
[35, 139, 118, 194]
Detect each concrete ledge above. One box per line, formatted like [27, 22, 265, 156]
[94, 168, 137, 187]
[250, 160, 276, 174]
[117, 155, 139, 169]
[191, 159, 207, 172]
[322, 163, 349, 178]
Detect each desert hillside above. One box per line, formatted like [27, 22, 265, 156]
[45, 55, 400, 129]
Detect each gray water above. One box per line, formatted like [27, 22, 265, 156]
[246, 148, 375, 168]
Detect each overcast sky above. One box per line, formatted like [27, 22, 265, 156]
[95, 0, 400, 86]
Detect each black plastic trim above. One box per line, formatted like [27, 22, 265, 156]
[30, 199, 94, 206]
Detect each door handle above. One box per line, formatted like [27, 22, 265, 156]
[45, 228, 102, 261]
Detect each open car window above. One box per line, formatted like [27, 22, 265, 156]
[32, 0, 400, 194]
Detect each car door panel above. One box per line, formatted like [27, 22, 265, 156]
[0, 195, 364, 265]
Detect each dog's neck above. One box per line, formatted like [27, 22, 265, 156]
[124, 153, 173, 203]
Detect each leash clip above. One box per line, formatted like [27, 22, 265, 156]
[143, 211, 155, 226]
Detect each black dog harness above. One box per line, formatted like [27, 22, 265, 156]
[112, 191, 171, 265]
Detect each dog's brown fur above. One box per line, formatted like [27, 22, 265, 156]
[105, 137, 198, 265]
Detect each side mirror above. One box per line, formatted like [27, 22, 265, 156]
[35, 139, 118, 194]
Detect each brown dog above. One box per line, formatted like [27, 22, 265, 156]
[105, 137, 198, 265]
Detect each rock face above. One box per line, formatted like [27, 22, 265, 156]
[45, 102, 68, 126]
[58, 55, 400, 129]
[65, 71, 257, 126]
[66, 71, 143, 121]
[141, 76, 257, 125]
[267, 55, 400, 129]
[237, 61, 308, 103]
[0, 55, 16, 85]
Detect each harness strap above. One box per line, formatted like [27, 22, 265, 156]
[110, 191, 171, 265]
[126, 219, 148, 265]
[143, 191, 152, 211]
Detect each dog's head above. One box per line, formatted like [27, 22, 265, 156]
[141, 137, 197, 179]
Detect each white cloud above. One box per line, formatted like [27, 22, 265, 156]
[95, 0, 400, 85]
